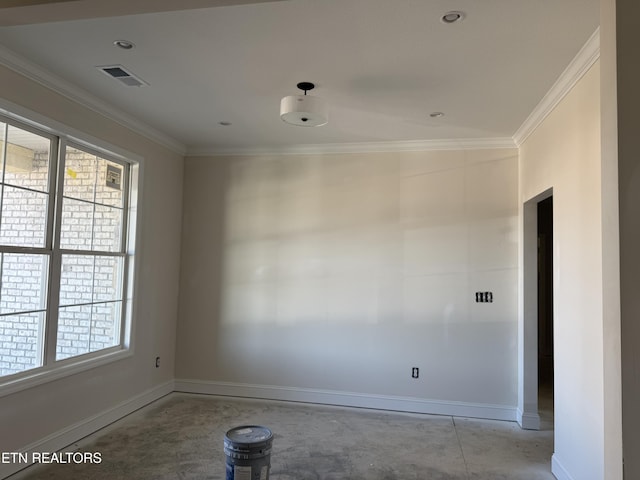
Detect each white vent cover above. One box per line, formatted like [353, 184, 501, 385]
[97, 65, 148, 87]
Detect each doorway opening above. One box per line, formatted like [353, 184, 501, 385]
[520, 189, 553, 431]
[537, 196, 554, 425]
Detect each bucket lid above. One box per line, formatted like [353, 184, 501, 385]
[225, 425, 273, 448]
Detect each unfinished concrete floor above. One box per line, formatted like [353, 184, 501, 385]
[16, 393, 554, 480]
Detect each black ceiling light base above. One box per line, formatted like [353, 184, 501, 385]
[296, 82, 315, 94]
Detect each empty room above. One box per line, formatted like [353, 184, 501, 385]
[0, 1, 636, 479]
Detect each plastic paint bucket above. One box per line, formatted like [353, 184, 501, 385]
[224, 425, 273, 480]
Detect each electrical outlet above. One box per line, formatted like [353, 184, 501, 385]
[155, 356, 160, 368]
[412, 367, 419, 379]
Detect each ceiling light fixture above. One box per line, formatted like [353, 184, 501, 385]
[440, 11, 465, 24]
[280, 82, 328, 127]
[113, 39, 135, 50]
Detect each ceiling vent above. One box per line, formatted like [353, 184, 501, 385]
[97, 65, 148, 87]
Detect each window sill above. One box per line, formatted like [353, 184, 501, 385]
[0, 348, 133, 398]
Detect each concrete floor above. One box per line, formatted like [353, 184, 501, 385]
[15, 393, 554, 480]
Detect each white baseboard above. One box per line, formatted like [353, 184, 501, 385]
[516, 407, 541, 430]
[2, 379, 519, 479]
[551, 453, 575, 480]
[2, 380, 174, 480]
[174, 379, 516, 421]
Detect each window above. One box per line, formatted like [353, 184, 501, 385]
[0, 113, 136, 384]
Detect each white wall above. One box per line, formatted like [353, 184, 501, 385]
[0, 65, 184, 465]
[519, 59, 621, 479]
[177, 148, 519, 417]
[599, 0, 623, 477]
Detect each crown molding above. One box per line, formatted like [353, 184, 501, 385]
[1, 24, 598, 158]
[0, 45, 187, 155]
[513, 27, 600, 147]
[187, 137, 516, 157]
[1, 43, 513, 159]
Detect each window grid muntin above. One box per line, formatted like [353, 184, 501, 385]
[58, 253, 124, 307]
[0, 181, 50, 198]
[63, 144, 128, 208]
[0, 252, 49, 315]
[0, 308, 48, 318]
[0, 114, 133, 380]
[0, 117, 57, 377]
[0, 186, 49, 248]
[55, 298, 123, 310]
[52, 143, 129, 361]
[61, 142, 129, 253]
[61, 194, 126, 211]
[0, 114, 58, 252]
[2, 123, 52, 193]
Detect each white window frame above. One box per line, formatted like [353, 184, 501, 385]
[0, 103, 142, 398]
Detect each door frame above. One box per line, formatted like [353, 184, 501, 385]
[518, 188, 553, 430]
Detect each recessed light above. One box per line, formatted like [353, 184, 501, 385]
[441, 11, 465, 24]
[219, 121, 232, 126]
[430, 112, 445, 118]
[113, 40, 135, 50]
